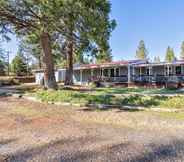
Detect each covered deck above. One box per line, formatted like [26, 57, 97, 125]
[73, 60, 146, 85]
[73, 60, 184, 87]
[131, 61, 184, 87]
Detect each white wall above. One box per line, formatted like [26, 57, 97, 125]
[35, 72, 44, 85]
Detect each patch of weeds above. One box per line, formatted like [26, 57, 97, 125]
[154, 112, 184, 120]
[35, 90, 184, 110]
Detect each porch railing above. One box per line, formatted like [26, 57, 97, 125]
[90, 75, 184, 84]
[90, 75, 128, 83]
[132, 75, 184, 84]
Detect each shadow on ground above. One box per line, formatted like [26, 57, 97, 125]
[2, 136, 184, 162]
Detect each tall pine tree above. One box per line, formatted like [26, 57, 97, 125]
[0, 0, 116, 87]
[135, 40, 148, 60]
[11, 54, 27, 76]
[180, 41, 184, 60]
[165, 46, 176, 62]
[61, 0, 116, 85]
[0, 0, 69, 89]
[0, 44, 6, 75]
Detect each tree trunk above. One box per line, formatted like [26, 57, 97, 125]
[65, 41, 74, 85]
[38, 55, 42, 69]
[40, 32, 57, 90]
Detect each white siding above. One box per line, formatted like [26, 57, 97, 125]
[35, 72, 44, 85]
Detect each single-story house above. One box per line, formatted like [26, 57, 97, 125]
[34, 59, 184, 87]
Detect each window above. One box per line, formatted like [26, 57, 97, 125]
[165, 66, 172, 75]
[176, 66, 181, 75]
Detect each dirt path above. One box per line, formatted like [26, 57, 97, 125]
[0, 97, 184, 162]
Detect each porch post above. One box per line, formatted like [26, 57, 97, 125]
[149, 66, 152, 82]
[181, 65, 184, 74]
[108, 68, 110, 77]
[114, 67, 116, 82]
[140, 67, 142, 75]
[91, 69, 94, 77]
[173, 66, 176, 75]
[128, 65, 131, 83]
[91, 69, 94, 82]
[80, 69, 83, 85]
[132, 66, 135, 82]
[140, 67, 142, 81]
[167, 65, 170, 76]
[164, 65, 167, 76]
[101, 68, 104, 80]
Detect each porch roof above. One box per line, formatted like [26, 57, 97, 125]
[34, 60, 184, 73]
[75, 59, 147, 70]
[135, 60, 184, 67]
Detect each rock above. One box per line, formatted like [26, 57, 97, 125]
[12, 93, 23, 98]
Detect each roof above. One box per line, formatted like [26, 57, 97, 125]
[33, 59, 184, 73]
[75, 60, 147, 70]
[76, 60, 128, 69]
[135, 60, 184, 67]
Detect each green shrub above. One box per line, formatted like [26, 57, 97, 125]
[35, 89, 184, 110]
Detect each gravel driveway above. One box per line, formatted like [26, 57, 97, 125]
[0, 96, 184, 162]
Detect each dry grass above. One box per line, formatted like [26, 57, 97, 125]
[71, 108, 184, 130]
[0, 97, 184, 161]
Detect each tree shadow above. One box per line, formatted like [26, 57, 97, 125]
[116, 108, 143, 113]
[5, 136, 107, 162]
[59, 139, 184, 162]
[2, 134, 184, 162]
[0, 85, 35, 98]
[9, 139, 184, 162]
[0, 138, 17, 146]
[77, 107, 143, 113]
[125, 139, 184, 162]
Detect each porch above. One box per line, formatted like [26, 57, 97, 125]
[73, 65, 130, 85]
[73, 62, 184, 88]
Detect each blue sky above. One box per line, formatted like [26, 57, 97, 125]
[2, 0, 184, 62]
[110, 0, 184, 61]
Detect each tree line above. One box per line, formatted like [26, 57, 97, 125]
[135, 40, 184, 63]
[0, 0, 116, 89]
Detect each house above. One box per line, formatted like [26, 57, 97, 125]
[34, 59, 184, 87]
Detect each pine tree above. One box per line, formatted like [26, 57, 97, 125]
[0, 59, 5, 76]
[165, 46, 176, 62]
[0, 1, 67, 89]
[136, 40, 148, 60]
[11, 54, 27, 76]
[0, 44, 6, 75]
[96, 50, 113, 63]
[0, 1, 116, 87]
[180, 41, 184, 60]
[62, 0, 116, 85]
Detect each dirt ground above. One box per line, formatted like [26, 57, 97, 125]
[0, 96, 184, 162]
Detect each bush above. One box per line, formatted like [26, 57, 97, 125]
[35, 89, 184, 109]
